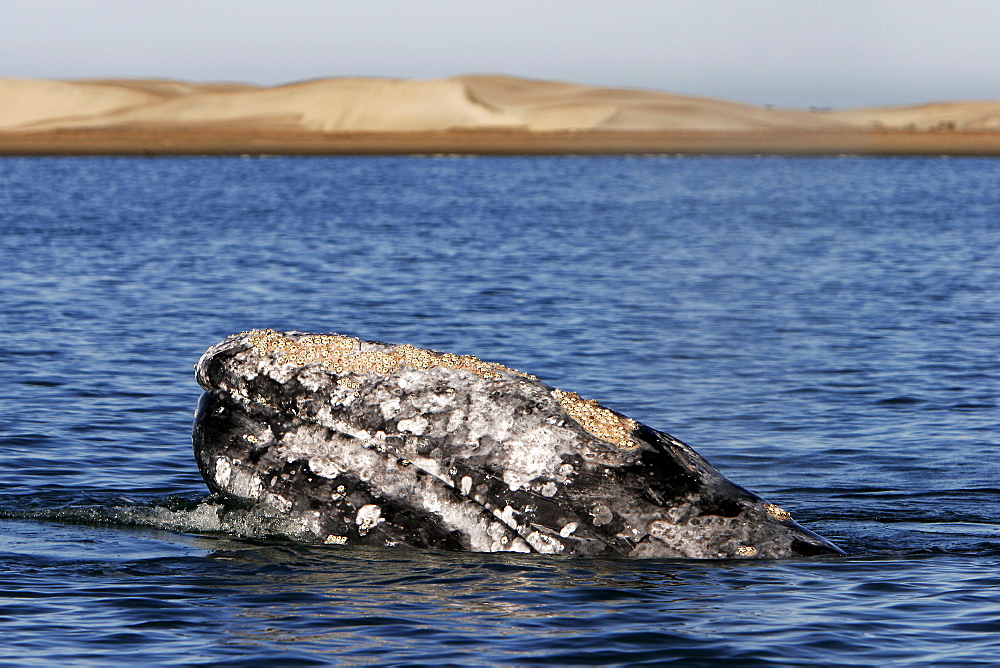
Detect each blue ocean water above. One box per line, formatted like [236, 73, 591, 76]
[1, 155, 998, 665]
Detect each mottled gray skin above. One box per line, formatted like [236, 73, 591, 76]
[193, 331, 843, 559]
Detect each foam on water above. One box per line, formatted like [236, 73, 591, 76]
[2, 495, 318, 545]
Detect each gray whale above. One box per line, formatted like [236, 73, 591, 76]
[192, 329, 843, 559]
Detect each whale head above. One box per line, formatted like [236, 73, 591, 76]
[193, 330, 844, 559]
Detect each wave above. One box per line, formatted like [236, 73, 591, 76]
[0, 493, 317, 544]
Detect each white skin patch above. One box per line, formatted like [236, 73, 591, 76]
[560, 522, 579, 538]
[214, 458, 262, 500]
[379, 398, 402, 419]
[308, 457, 343, 479]
[356, 504, 382, 536]
[460, 476, 473, 496]
[499, 428, 566, 490]
[397, 416, 429, 435]
[526, 531, 564, 554]
[214, 457, 232, 486]
[498, 505, 519, 529]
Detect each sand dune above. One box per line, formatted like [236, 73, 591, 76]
[9, 78, 519, 132]
[827, 101, 1000, 131]
[2, 74, 999, 154]
[457, 75, 855, 132]
[0, 78, 163, 129]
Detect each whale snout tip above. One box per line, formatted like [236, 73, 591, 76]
[790, 531, 846, 557]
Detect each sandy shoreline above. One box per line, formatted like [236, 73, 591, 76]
[3, 126, 1000, 156]
[3, 74, 1000, 156]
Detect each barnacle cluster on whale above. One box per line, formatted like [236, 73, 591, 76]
[243, 328, 639, 448]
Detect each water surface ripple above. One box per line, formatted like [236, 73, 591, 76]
[1, 156, 998, 665]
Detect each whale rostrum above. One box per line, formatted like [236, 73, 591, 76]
[192, 329, 843, 559]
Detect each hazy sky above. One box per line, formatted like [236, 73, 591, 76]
[2, 0, 999, 109]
